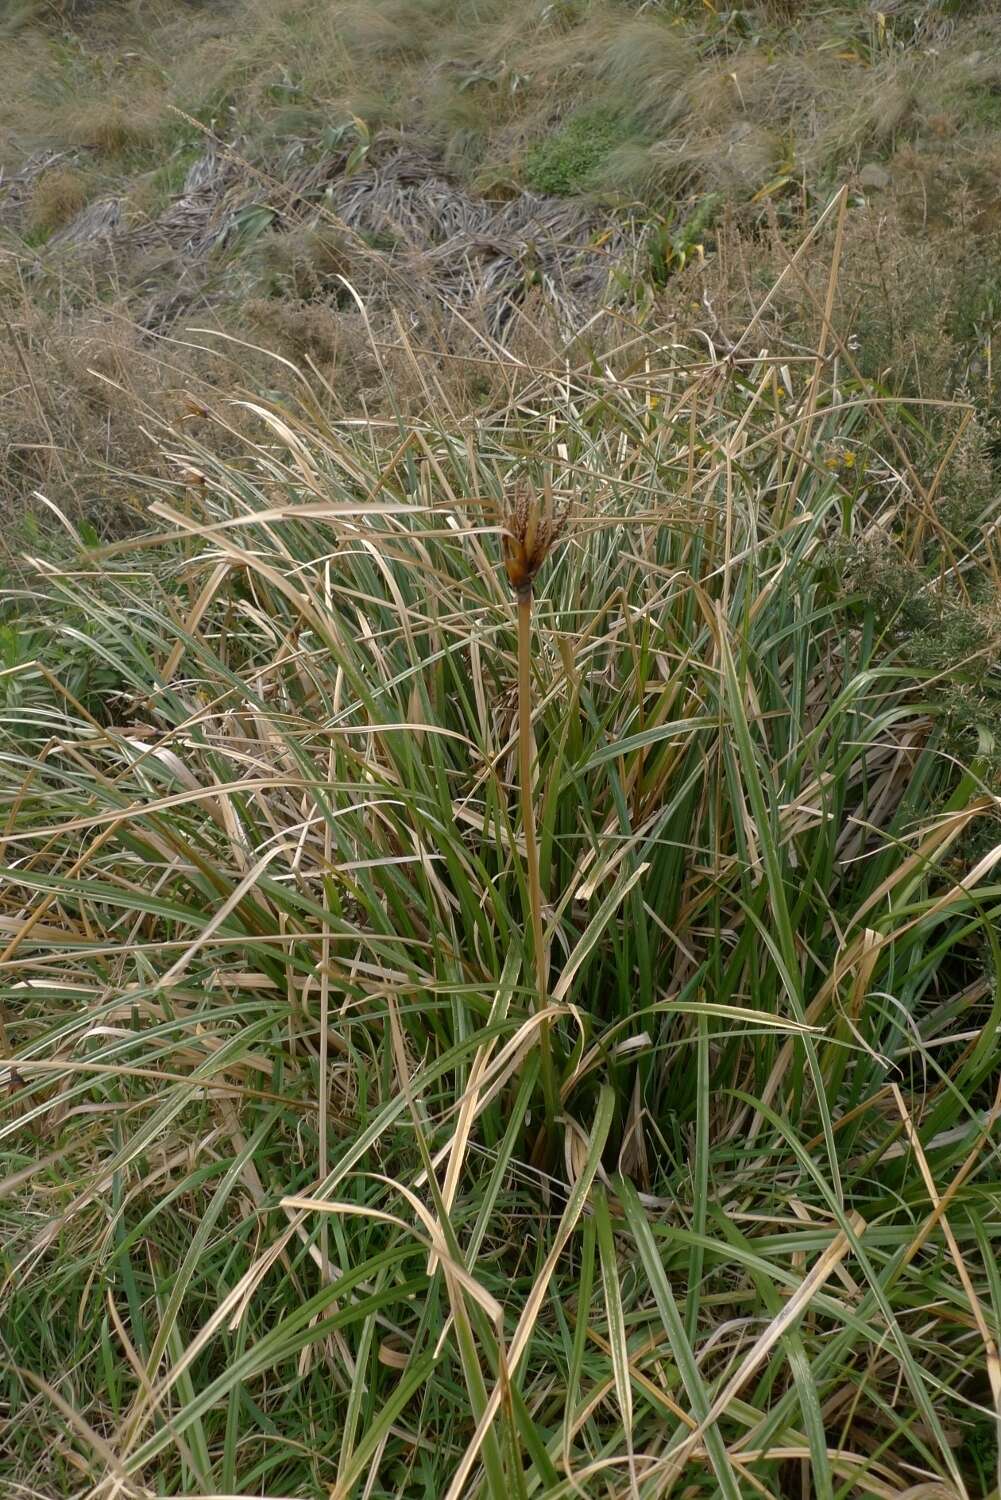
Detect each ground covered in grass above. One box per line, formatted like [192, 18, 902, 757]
[4, 221, 1001, 1492]
[3, 0, 1001, 529]
[4, 2, 1001, 1498]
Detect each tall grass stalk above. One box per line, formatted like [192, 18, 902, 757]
[515, 582, 558, 1138]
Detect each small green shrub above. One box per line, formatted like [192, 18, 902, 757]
[836, 530, 1001, 787]
[523, 108, 634, 195]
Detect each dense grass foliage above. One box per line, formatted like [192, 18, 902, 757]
[4, 1, 1001, 1491]
[3, 272, 1001, 1495]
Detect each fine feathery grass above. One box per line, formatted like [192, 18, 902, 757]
[3, 251, 1001, 1496]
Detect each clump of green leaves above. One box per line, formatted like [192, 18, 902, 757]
[838, 532, 1001, 784]
[647, 193, 722, 283]
[523, 108, 635, 195]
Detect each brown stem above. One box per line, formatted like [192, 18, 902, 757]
[517, 587, 558, 1134]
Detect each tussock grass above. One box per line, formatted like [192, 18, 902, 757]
[3, 234, 1001, 1494]
[26, 166, 92, 235]
[6, 0, 1000, 200]
[596, 17, 694, 135]
[66, 101, 167, 159]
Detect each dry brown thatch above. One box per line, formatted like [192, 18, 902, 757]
[25, 137, 648, 339]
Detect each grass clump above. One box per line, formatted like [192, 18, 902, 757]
[251, 223, 354, 300]
[597, 15, 694, 135]
[67, 99, 166, 158]
[3, 275, 1001, 1494]
[26, 165, 91, 234]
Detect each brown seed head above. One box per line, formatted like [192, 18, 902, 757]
[503, 481, 567, 600]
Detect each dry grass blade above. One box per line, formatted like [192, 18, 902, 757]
[891, 1086, 1001, 1420]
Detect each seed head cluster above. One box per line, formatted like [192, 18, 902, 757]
[503, 482, 568, 600]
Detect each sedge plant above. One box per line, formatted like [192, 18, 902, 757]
[1, 298, 1001, 1497]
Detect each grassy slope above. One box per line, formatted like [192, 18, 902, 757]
[3, 3, 1001, 1498]
[3, 0, 1001, 527]
[5, 0, 1001, 198]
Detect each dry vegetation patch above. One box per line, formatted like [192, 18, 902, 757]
[25, 164, 92, 234]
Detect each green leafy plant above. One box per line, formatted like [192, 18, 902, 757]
[523, 108, 635, 195]
[647, 192, 722, 284]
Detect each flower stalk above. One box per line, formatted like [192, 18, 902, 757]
[504, 481, 565, 1137]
